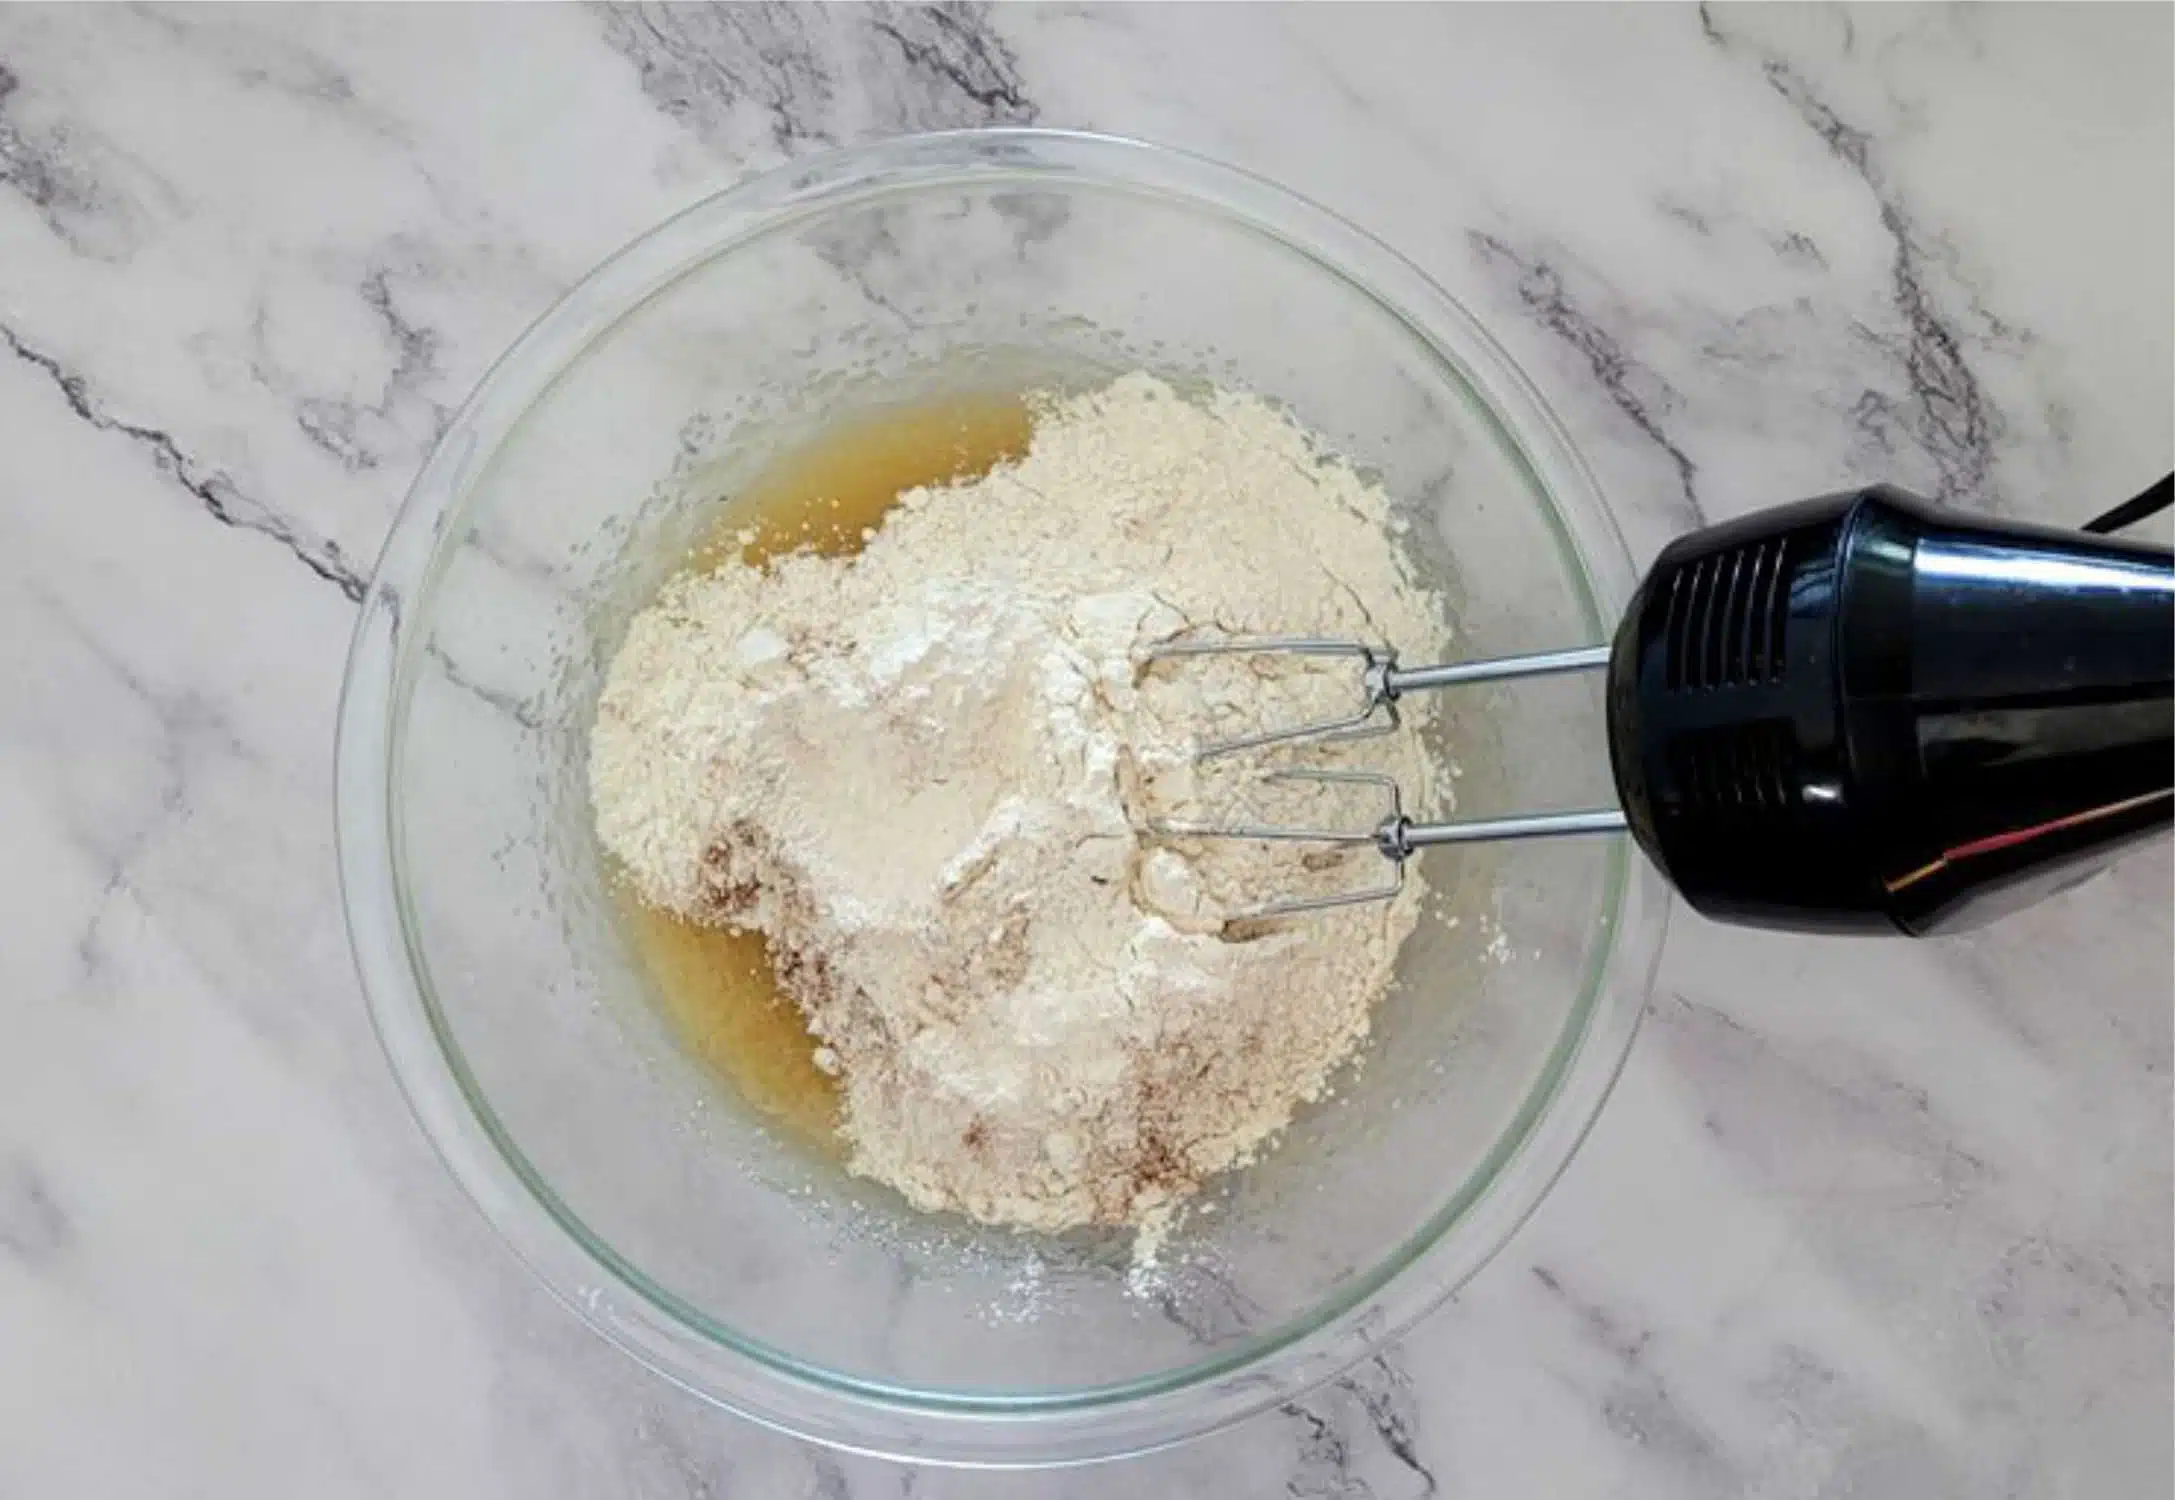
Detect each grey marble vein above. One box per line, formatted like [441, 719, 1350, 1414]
[292, 265, 453, 474]
[0, 320, 367, 599]
[597, 1, 1035, 157]
[1701, 2, 2003, 507]
[1469, 231, 1709, 528]
[0, 1155, 70, 1266]
[0, 62, 100, 251]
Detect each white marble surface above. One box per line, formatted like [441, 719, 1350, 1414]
[1, 4, 2169, 1495]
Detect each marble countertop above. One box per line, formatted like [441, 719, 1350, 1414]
[2, 5, 2168, 1496]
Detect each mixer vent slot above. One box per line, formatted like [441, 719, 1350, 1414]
[1669, 719, 1799, 816]
[1661, 537, 1793, 693]
[1757, 534, 1793, 681]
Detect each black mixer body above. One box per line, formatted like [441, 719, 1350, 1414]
[1605, 487, 2174, 934]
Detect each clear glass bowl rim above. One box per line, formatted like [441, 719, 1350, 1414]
[334, 127, 1671, 1468]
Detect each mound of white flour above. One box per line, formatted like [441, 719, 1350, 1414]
[592, 374, 1448, 1241]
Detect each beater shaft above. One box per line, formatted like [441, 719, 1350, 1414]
[1384, 644, 1611, 694]
[1397, 807, 1625, 851]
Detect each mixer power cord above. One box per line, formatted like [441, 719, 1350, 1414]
[2084, 473, 2174, 535]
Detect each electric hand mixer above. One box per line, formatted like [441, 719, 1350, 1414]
[1151, 479, 2174, 934]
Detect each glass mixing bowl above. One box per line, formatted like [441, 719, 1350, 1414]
[336, 130, 1669, 1465]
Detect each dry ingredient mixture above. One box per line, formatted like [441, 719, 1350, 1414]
[592, 373, 1449, 1248]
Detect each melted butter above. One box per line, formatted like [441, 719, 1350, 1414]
[619, 392, 1037, 1148]
[690, 392, 1037, 570]
[616, 893, 843, 1145]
